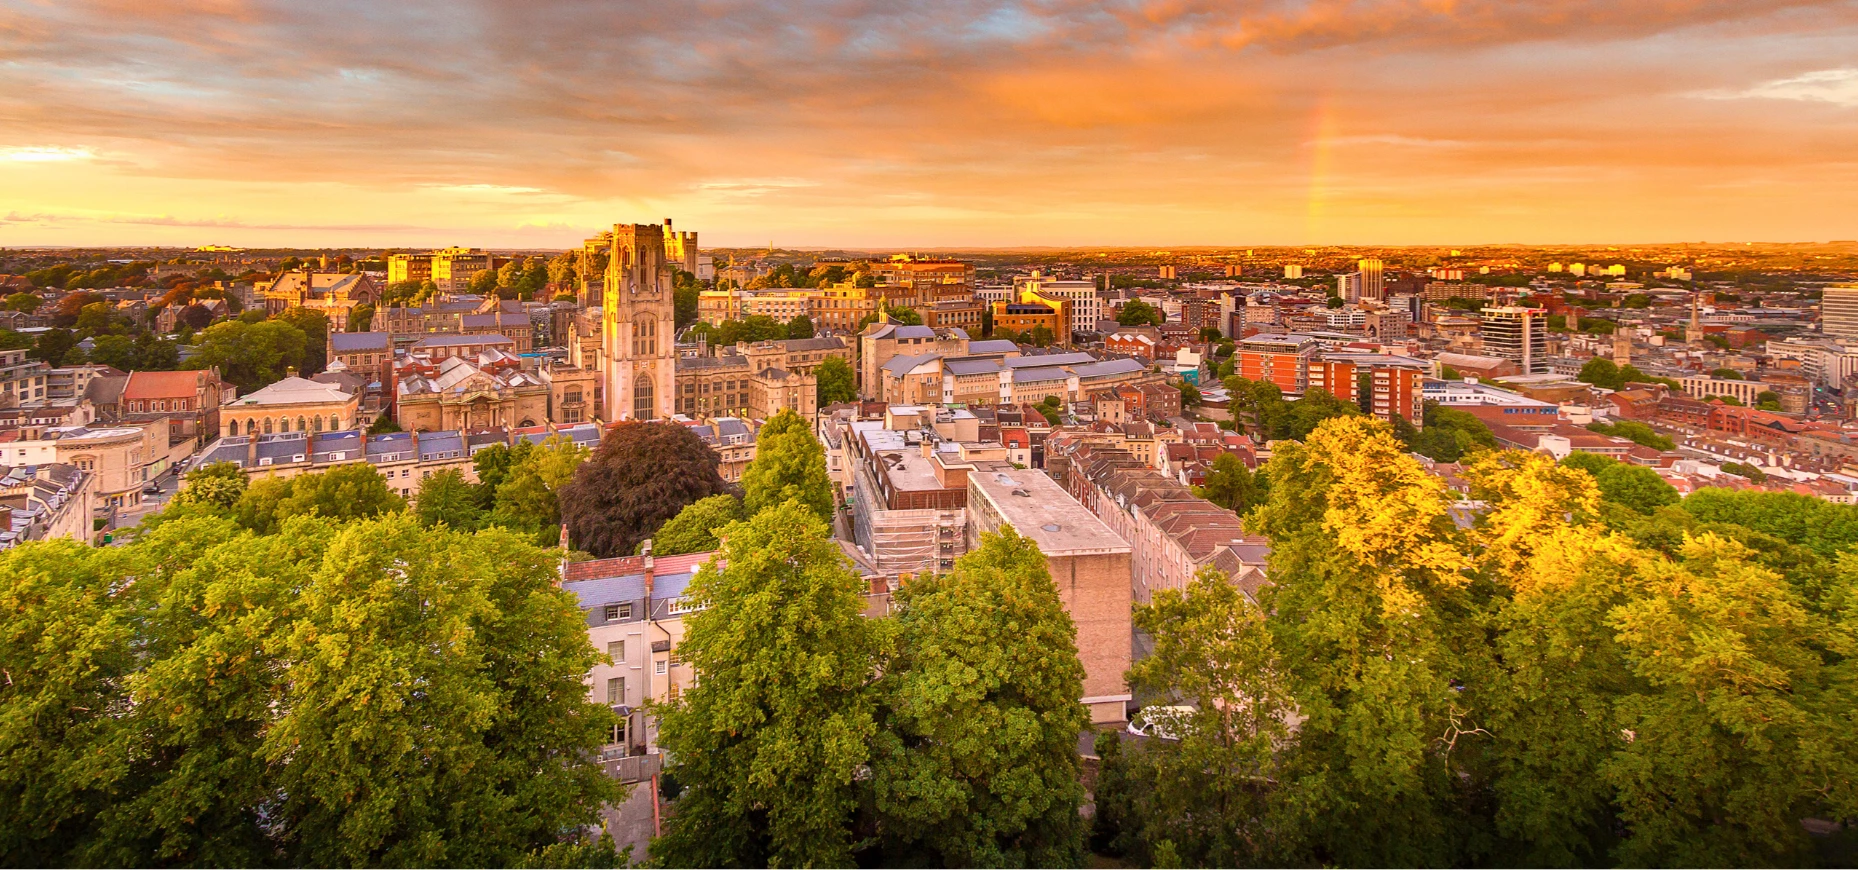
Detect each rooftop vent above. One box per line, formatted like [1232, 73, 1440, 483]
[1041, 523, 1062, 532]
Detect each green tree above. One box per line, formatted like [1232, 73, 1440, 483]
[1117, 299, 1164, 326]
[786, 313, 815, 339]
[559, 421, 731, 558]
[1194, 452, 1264, 514]
[346, 303, 376, 333]
[2, 513, 620, 866]
[1248, 417, 1477, 866]
[1178, 381, 1202, 407]
[0, 540, 137, 864]
[815, 355, 856, 406]
[415, 468, 486, 532]
[1029, 324, 1056, 347]
[1587, 419, 1676, 450]
[2, 292, 42, 312]
[1111, 567, 1297, 866]
[469, 268, 499, 296]
[230, 464, 404, 534]
[1284, 387, 1359, 440]
[1562, 453, 1680, 515]
[1720, 461, 1767, 483]
[74, 301, 121, 335]
[171, 461, 248, 510]
[86, 334, 138, 371]
[367, 414, 402, 435]
[1710, 367, 1743, 379]
[650, 494, 744, 556]
[651, 502, 885, 868]
[273, 308, 329, 374]
[740, 409, 835, 523]
[488, 436, 589, 546]
[1399, 402, 1499, 462]
[1578, 357, 1623, 390]
[30, 328, 78, 367]
[186, 319, 310, 393]
[871, 527, 1088, 866]
[267, 514, 619, 865]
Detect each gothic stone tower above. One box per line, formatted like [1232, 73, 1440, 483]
[598, 223, 677, 422]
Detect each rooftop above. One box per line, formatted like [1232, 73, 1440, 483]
[968, 469, 1130, 556]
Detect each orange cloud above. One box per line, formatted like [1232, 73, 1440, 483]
[0, 0, 1855, 247]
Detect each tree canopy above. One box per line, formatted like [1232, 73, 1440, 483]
[815, 355, 856, 406]
[559, 421, 731, 558]
[1095, 418, 1858, 866]
[0, 513, 621, 866]
[651, 501, 885, 868]
[740, 409, 835, 524]
[871, 526, 1088, 866]
[1117, 299, 1164, 326]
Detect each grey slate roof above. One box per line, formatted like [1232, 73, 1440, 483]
[416, 430, 466, 461]
[881, 352, 942, 377]
[330, 331, 391, 353]
[1072, 358, 1147, 379]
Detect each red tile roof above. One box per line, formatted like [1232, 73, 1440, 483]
[122, 369, 213, 400]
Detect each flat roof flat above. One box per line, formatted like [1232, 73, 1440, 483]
[968, 469, 1130, 556]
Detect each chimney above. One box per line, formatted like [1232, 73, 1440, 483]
[555, 524, 569, 587]
[641, 538, 655, 609]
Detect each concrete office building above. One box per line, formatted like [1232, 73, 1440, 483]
[1822, 283, 1858, 343]
[1480, 306, 1548, 375]
[966, 466, 1133, 724]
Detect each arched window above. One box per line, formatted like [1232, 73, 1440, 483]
[264, 417, 274, 434]
[298, 416, 308, 432]
[279, 417, 290, 433]
[632, 314, 657, 357]
[245, 419, 256, 436]
[228, 422, 239, 438]
[330, 415, 340, 431]
[633, 374, 654, 421]
[564, 387, 582, 404]
[311, 415, 322, 433]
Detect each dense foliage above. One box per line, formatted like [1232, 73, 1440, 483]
[1097, 417, 1858, 867]
[558, 421, 731, 558]
[0, 513, 621, 866]
[739, 409, 835, 524]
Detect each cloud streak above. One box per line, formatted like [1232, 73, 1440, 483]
[1, 0, 1856, 245]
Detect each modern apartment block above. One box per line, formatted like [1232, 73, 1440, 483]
[1823, 283, 1858, 343]
[1480, 306, 1548, 374]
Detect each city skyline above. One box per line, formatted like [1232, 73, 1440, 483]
[3, 0, 1857, 249]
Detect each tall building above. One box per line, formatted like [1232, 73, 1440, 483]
[590, 223, 678, 422]
[661, 217, 699, 275]
[1283, 264, 1303, 280]
[1358, 258, 1384, 302]
[1014, 271, 1101, 335]
[1480, 306, 1548, 374]
[1337, 272, 1363, 303]
[1822, 283, 1858, 343]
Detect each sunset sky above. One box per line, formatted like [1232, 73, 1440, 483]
[2, 0, 1855, 249]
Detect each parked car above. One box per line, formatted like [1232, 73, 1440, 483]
[1126, 705, 1194, 741]
[142, 482, 162, 495]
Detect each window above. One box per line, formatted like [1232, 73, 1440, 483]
[655, 659, 667, 676]
[605, 677, 624, 705]
[602, 602, 633, 622]
[603, 604, 620, 621]
[607, 639, 625, 661]
[633, 374, 654, 421]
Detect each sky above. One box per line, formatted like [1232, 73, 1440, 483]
[1, 0, 1856, 250]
